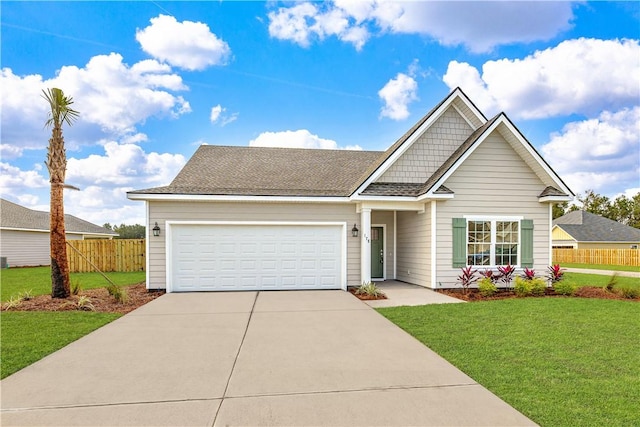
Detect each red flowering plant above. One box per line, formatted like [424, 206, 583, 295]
[480, 269, 499, 283]
[457, 266, 478, 295]
[498, 264, 516, 288]
[521, 267, 536, 280]
[547, 264, 565, 283]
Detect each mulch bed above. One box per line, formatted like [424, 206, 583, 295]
[348, 287, 388, 300]
[2, 283, 165, 314]
[437, 286, 638, 302]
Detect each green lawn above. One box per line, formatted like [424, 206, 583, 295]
[564, 272, 640, 289]
[0, 266, 145, 301]
[378, 299, 640, 427]
[0, 311, 121, 379]
[560, 263, 640, 273]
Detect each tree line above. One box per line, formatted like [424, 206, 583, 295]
[553, 189, 640, 229]
[102, 223, 146, 239]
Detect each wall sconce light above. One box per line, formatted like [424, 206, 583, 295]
[351, 224, 359, 238]
[152, 222, 161, 237]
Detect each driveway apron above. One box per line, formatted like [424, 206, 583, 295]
[1, 291, 535, 426]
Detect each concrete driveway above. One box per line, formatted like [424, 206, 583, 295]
[1, 291, 535, 426]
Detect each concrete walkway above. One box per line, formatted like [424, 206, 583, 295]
[565, 267, 640, 278]
[366, 281, 464, 308]
[1, 291, 534, 426]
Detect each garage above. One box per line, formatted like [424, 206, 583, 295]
[168, 222, 345, 292]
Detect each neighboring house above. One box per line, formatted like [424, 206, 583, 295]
[0, 198, 117, 267]
[552, 211, 640, 249]
[128, 88, 573, 292]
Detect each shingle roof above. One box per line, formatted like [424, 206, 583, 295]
[539, 186, 569, 197]
[130, 145, 382, 197]
[0, 198, 118, 236]
[553, 211, 640, 242]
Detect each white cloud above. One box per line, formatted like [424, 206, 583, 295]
[0, 144, 24, 160]
[249, 129, 362, 150]
[136, 14, 231, 70]
[1, 54, 191, 149]
[378, 72, 418, 120]
[0, 162, 49, 197]
[443, 38, 640, 119]
[210, 104, 239, 126]
[542, 107, 640, 196]
[267, 1, 574, 52]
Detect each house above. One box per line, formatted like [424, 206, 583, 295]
[127, 88, 573, 292]
[0, 198, 117, 267]
[552, 211, 640, 249]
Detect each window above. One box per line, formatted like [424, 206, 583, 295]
[453, 217, 533, 268]
[467, 219, 520, 267]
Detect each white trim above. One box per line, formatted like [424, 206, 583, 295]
[165, 221, 348, 293]
[0, 226, 115, 237]
[417, 192, 454, 201]
[539, 195, 573, 203]
[430, 201, 437, 289]
[145, 201, 150, 290]
[357, 201, 426, 213]
[360, 208, 372, 284]
[548, 204, 553, 267]
[127, 193, 350, 203]
[452, 103, 477, 129]
[350, 195, 419, 203]
[393, 211, 397, 280]
[464, 217, 523, 268]
[464, 215, 524, 221]
[353, 88, 487, 196]
[371, 224, 386, 281]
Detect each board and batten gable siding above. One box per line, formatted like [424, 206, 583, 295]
[435, 130, 551, 287]
[371, 210, 395, 279]
[0, 230, 82, 267]
[378, 108, 475, 183]
[395, 207, 430, 286]
[147, 201, 360, 290]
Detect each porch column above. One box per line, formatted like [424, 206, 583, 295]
[360, 208, 371, 284]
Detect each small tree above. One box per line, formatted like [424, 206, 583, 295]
[43, 88, 79, 298]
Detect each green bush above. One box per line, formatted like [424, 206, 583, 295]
[478, 277, 497, 297]
[530, 278, 547, 296]
[616, 286, 640, 299]
[106, 284, 129, 304]
[553, 280, 577, 296]
[355, 282, 386, 298]
[514, 276, 532, 297]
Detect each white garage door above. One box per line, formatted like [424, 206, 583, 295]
[169, 223, 344, 292]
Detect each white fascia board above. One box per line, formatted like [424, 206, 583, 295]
[127, 193, 351, 203]
[0, 227, 49, 233]
[353, 90, 474, 196]
[0, 227, 112, 237]
[499, 118, 574, 197]
[539, 195, 573, 203]
[356, 201, 427, 213]
[350, 195, 417, 203]
[417, 192, 454, 201]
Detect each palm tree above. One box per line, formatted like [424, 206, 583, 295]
[42, 88, 79, 298]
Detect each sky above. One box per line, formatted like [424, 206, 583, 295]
[1, 1, 639, 226]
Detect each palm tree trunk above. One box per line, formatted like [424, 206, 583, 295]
[48, 125, 70, 298]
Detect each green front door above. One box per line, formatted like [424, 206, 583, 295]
[371, 227, 384, 279]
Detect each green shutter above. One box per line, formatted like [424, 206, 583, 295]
[452, 218, 467, 268]
[521, 219, 534, 268]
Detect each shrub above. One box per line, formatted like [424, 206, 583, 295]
[456, 266, 478, 294]
[3, 296, 23, 311]
[514, 276, 532, 297]
[355, 282, 386, 298]
[71, 280, 83, 295]
[107, 284, 129, 304]
[521, 268, 536, 280]
[530, 277, 547, 296]
[479, 269, 499, 283]
[16, 289, 34, 301]
[478, 277, 497, 297]
[76, 296, 95, 311]
[616, 286, 640, 299]
[547, 264, 565, 283]
[554, 280, 577, 296]
[498, 264, 516, 288]
[605, 273, 618, 292]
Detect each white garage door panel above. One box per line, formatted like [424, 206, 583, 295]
[170, 224, 343, 292]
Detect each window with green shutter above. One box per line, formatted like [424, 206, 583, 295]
[452, 217, 533, 267]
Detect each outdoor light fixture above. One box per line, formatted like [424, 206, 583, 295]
[351, 224, 359, 238]
[152, 222, 161, 237]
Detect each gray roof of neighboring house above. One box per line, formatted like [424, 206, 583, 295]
[0, 198, 118, 236]
[553, 211, 640, 242]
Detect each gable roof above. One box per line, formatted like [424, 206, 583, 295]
[130, 145, 382, 197]
[128, 88, 572, 201]
[0, 198, 117, 236]
[553, 211, 640, 242]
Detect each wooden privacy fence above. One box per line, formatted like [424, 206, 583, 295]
[67, 239, 145, 273]
[553, 248, 639, 267]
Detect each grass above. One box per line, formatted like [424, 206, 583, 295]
[564, 272, 640, 289]
[0, 266, 145, 301]
[0, 311, 121, 379]
[559, 263, 640, 272]
[378, 299, 640, 427]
